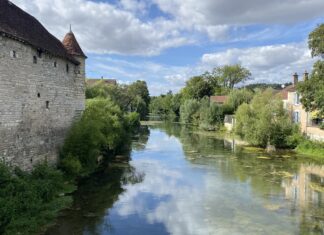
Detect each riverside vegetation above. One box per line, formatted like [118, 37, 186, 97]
[0, 80, 149, 235]
[150, 24, 324, 158]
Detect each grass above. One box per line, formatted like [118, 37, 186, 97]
[295, 139, 324, 159]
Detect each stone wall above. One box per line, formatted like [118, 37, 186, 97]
[0, 36, 85, 170]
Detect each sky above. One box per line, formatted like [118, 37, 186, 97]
[11, 0, 324, 95]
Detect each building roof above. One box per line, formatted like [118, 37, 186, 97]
[63, 31, 87, 58]
[210, 96, 228, 104]
[278, 85, 296, 100]
[0, 0, 80, 64]
[86, 79, 117, 86]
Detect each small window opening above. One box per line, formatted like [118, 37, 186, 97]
[10, 50, 17, 58]
[37, 49, 42, 58]
[37, 93, 40, 98]
[33, 56, 37, 64]
[46, 101, 49, 109]
[54, 61, 57, 67]
[66, 64, 69, 73]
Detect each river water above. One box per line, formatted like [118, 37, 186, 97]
[46, 123, 324, 235]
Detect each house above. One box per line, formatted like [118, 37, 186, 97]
[210, 95, 228, 105]
[0, 0, 86, 169]
[86, 78, 117, 86]
[280, 72, 324, 141]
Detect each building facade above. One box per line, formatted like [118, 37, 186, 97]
[0, 1, 86, 170]
[281, 73, 324, 141]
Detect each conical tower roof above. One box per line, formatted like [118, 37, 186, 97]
[62, 31, 87, 58]
[0, 0, 79, 64]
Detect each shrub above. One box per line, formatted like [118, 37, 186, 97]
[224, 89, 254, 113]
[180, 99, 200, 124]
[0, 163, 72, 235]
[60, 98, 130, 177]
[235, 89, 298, 148]
[199, 99, 224, 130]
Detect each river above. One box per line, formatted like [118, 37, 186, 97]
[45, 123, 324, 235]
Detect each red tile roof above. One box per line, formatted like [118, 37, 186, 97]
[0, 0, 80, 64]
[63, 32, 87, 58]
[210, 96, 228, 104]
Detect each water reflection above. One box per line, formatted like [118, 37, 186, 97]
[45, 123, 324, 235]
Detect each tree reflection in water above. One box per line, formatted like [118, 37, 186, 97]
[45, 127, 150, 235]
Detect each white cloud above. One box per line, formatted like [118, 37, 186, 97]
[201, 42, 316, 85]
[154, 0, 324, 25]
[11, 0, 189, 56]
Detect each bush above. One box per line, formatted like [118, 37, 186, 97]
[0, 163, 72, 235]
[235, 89, 299, 148]
[224, 89, 254, 113]
[199, 98, 224, 130]
[180, 99, 200, 124]
[60, 98, 131, 177]
[320, 122, 324, 130]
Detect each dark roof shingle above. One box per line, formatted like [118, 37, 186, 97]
[0, 0, 80, 64]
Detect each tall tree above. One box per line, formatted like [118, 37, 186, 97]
[297, 24, 324, 117]
[181, 76, 212, 100]
[211, 64, 251, 90]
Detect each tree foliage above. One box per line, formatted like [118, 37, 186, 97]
[224, 88, 254, 113]
[308, 23, 324, 58]
[181, 76, 212, 100]
[0, 163, 72, 235]
[297, 24, 324, 117]
[86, 80, 150, 119]
[208, 64, 252, 90]
[235, 89, 298, 148]
[149, 91, 181, 119]
[60, 98, 139, 177]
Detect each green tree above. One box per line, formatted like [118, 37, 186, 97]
[297, 24, 324, 117]
[181, 76, 212, 100]
[235, 89, 298, 148]
[224, 88, 254, 113]
[308, 23, 324, 58]
[128, 80, 150, 119]
[211, 64, 251, 90]
[180, 99, 201, 124]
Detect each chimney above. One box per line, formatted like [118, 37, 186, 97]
[303, 70, 309, 81]
[293, 72, 298, 86]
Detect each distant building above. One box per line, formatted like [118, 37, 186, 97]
[210, 95, 228, 105]
[280, 72, 324, 141]
[0, 0, 86, 169]
[86, 78, 117, 86]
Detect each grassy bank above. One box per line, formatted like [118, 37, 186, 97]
[295, 140, 324, 159]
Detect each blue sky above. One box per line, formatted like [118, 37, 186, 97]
[12, 0, 324, 95]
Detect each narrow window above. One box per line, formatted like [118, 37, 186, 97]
[10, 50, 17, 58]
[37, 93, 40, 98]
[37, 49, 42, 58]
[54, 61, 57, 67]
[33, 56, 37, 64]
[66, 64, 69, 73]
[293, 111, 300, 123]
[294, 93, 300, 105]
[46, 101, 49, 109]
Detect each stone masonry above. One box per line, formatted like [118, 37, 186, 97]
[0, 35, 86, 170]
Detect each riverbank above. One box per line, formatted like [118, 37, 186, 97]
[142, 120, 324, 160]
[42, 123, 324, 234]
